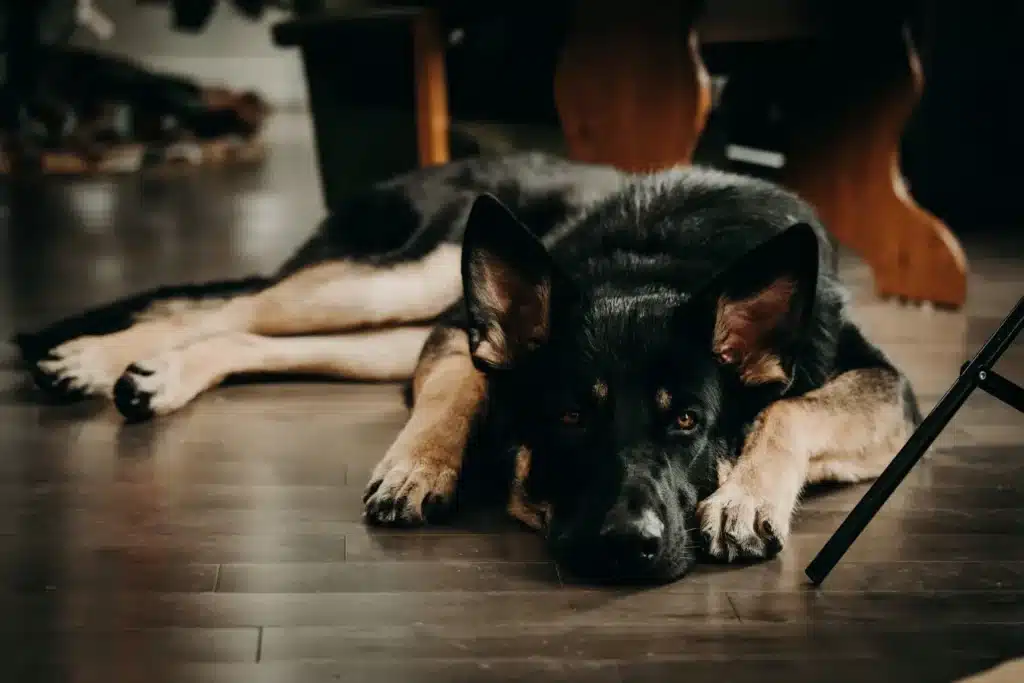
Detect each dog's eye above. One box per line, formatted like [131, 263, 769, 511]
[674, 411, 699, 434]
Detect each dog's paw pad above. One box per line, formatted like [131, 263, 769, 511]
[363, 458, 458, 527]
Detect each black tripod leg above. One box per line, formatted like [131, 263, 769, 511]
[805, 296, 1024, 585]
[979, 371, 1024, 414]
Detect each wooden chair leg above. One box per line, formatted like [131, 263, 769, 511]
[554, 0, 711, 172]
[781, 28, 968, 308]
[412, 9, 450, 168]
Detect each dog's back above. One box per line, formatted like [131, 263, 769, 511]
[546, 166, 836, 293]
[277, 152, 627, 275]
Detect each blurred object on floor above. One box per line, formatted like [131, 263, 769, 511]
[136, 0, 300, 31]
[0, 45, 271, 176]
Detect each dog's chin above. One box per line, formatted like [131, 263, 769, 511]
[551, 546, 698, 587]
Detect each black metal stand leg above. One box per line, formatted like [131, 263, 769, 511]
[806, 295, 1024, 585]
[979, 370, 1024, 414]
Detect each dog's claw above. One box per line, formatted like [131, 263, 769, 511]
[421, 493, 454, 523]
[698, 482, 788, 563]
[362, 460, 458, 528]
[362, 480, 382, 504]
[126, 362, 155, 377]
[30, 356, 88, 403]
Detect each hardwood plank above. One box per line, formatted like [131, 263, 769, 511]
[0, 534, 348, 564]
[775, 532, 1024, 564]
[616, 656, 1012, 683]
[728, 590, 1024, 625]
[1, 556, 217, 594]
[215, 561, 560, 593]
[679, 561, 1024, 593]
[344, 529, 549, 562]
[2, 628, 258, 663]
[52, 660, 622, 683]
[0, 591, 611, 629]
[800, 480, 1024, 511]
[259, 622, 1023, 663]
[791, 508, 1024, 536]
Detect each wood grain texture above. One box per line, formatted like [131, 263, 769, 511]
[412, 8, 451, 167]
[781, 27, 968, 308]
[554, 0, 711, 171]
[0, 113, 1021, 682]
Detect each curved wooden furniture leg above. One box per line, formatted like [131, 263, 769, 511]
[554, 0, 711, 172]
[782, 28, 968, 308]
[412, 8, 450, 168]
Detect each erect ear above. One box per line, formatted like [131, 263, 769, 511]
[461, 193, 562, 371]
[692, 222, 821, 387]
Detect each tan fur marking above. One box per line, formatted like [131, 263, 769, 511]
[699, 368, 914, 561]
[507, 445, 551, 532]
[655, 388, 672, 411]
[243, 244, 463, 336]
[477, 260, 514, 316]
[366, 332, 486, 521]
[594, 381, 609, 400]
[473, 257, 551, 365]
[713, 277, 795, 385]
[38, 246, 462, 398]
[715, 458, 734, 487]
[121, 328, 433, 416]
[472, 324, 508, 367]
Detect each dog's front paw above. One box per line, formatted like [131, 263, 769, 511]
[363, 447, 459, 527]
[33, 336, 122, 400]
[697, 480, 788, 562]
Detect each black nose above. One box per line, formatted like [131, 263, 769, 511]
[598, 509, 664, 570]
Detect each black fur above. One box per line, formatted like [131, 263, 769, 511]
[448, 164, 916, 585]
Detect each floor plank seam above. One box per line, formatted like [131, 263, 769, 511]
[727, 595, 743, 623]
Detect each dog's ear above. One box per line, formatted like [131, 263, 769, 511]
[688, 222, 821, 387]
[462, 193, 560, 370]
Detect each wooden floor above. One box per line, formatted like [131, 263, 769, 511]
[1, 115, 1023, 683]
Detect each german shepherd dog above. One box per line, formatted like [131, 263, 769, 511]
[15, 152, 920, 584]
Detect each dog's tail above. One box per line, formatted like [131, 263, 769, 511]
[12, 276, 272, 364]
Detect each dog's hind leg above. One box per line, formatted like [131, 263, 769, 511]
[16, 277, 270, 398]
[363, 325, 486, 527]
[111, 327, 434, 421]
[698, 366, 918, 563]
[30, 245, 462, 401]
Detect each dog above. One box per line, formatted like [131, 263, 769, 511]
[3, 45, 268, 173]
[14, 152, 921, 584]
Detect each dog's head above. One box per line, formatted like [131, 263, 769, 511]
[462, 193, 821, 584]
